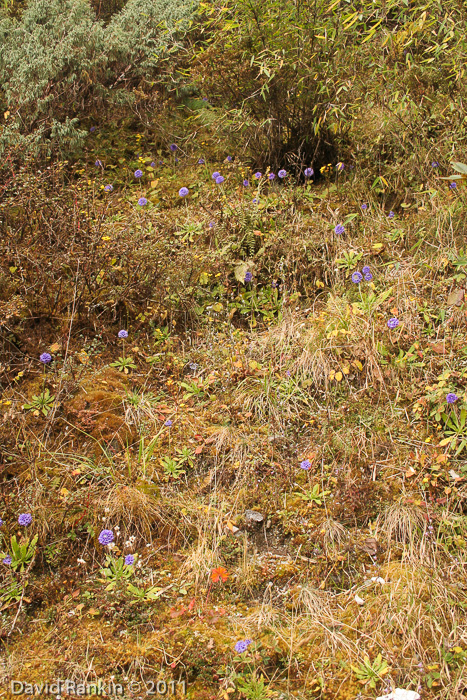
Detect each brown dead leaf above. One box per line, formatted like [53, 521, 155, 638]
[447, 288, 464, 307]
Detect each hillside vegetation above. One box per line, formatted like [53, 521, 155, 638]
[0, 0, 466, 698]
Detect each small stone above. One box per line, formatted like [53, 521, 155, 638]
[244, 510, 264, 523]
[354, 594, 365, 605]
[376, 690, 420, 700]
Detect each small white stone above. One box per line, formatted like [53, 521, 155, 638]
[354, 595, 365, 605]
[377, 690, 420, 700]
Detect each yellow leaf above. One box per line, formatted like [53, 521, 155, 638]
[438, 437, 452, 447]
[342, 366, 350, 375]
[49, 343, 60, 352]
[60, 487, 69, 497]
[335, 371, 343, 382]
[353, 360, 363, 371]
[452, 647, 463, 654]
[328, 370, 335, 380]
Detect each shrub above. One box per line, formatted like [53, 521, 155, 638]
[0, 0, 195, 158]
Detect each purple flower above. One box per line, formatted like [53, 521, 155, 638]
[212, 171, 220, 180]
[449, 182, 457, 189]
[300, 460, 311, 470]
[278, 169, 287, 178]
[271, 281, 278, 288]
[134, 169, 143, 178]
[3, 556, 12, 566]
[254, 172, 262, 179]
[387, 317, 399, 329]
[304, 168, 314, 177]
[227, 156, 233, 162]
[89, 126, 96, 133]
[40, 352, 52, 364]
[179, 187, 189, 197]
[18, 513, 32, 526]
[361, 203, 368, 210]
[98, 529, 114, 546]
[138, 197, 148, 206]
[124, 554, 135, 566]
[198, 158, 205, 165]
[243, 179, 250, 187]
[446, 393, 458, 404]
[361, 265, 371, 275]
[388, 211, 395, 219]
[215, 176, 225, 184]
[244, 271, 253, 283]
[252, 198, 258, 203]
[268, 173, 275, 180]
[209, 221, 215, 228]
[150, 162, 156, 168]
[104, 184, 113, 192]
[336, 162, 344, 171]
[431, 161, 439, 168]
[352, 272, 363, 284]
[234, 640, 252, 654]
[334, 224, 345, 235]
[118, 329, 128, 339]
[364, 272, 373, 281]
[0, 518, 3, 527]
[95, 160, 103, 168]
[169, 144, 178, 152]
[164, 419, 173, 427]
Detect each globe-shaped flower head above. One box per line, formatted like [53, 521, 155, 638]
[164, 419, 173, 427]
[254, 172, 262, 179]
[212, 171, 220, 180]
[431, 161, 439, 168]
[364, 272, 373, 281]
[300, 459, 311, 470]
[138, 197, 148, 207]
[124, 554, 135, 566]
[334, 224, 345, 235]
[446, 393, 458, 404]
[134, 169, 143, 178]
[118, 329, 128, 339]
[18, 513, 32, 526]
[40, 353, 52, 364]
[244, 271, 253, 283]
[3, 556, 12, 566]
[198, 158, 205, 165]
[215, 176, 224, 184]
[179, 187, 189, 197]
[104, 184, 113, 192]
[449, 182, 457, 189]
[361, 203, 368, 210]
[387, 318, 399, 329]
[234, 640, 252, 653]
[98, 529, 114, 546]
[388, 211, 395, 219]
[227, 156, 233, 162]
[243, 179, 250, 187]
[304, 168, 314, 178]
[95, 159, 103, 168]
[169, 144, 178, 152]
[0, 518, 3, 527]
[278, 169, 287, 178]
[351, 272, 363, 284]
[268, 173, 275, 180]
[362, 266, 371, 275]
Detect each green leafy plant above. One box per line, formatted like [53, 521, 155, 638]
[439, 408, 467, 456]
[179, 379, 207, 401]
[0, 580, 25, 604]
[6, 534, 38, 572]
[127, 582, 173, 602]
[351, 654, 389, 689]
[336, 250, 363, 272]
[160, 456, 186, 480]
[235, 672, 272, 700]
[109, 356, 137, 373]
[99, 556, 134, 590]
[23, 388, 55, 416]
[295, 484, 331, 506]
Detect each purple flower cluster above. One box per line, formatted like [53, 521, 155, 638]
[98, 529, 114, 546]
[179, 187, 189, 197]
[446, 393, 458, 404]
[300, 459, 311, 470]
[278, 169, 287, 178]
[352, 266, 372, 283]
[387, 317, 399, 329]
[118, 329, 128, 339]
[18, 513, 32, 526]
[304, 168, 314, 178]
[234, 639, 252, 653]
[40, 352, 52, 364]
[244, 271, 253, 283]
[104, 184, 113, 192]
[124, 554, 135, 566]
[334, 224, 345, 235]
[134, 169, 143, 178]
[138, 197, 148, 207]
